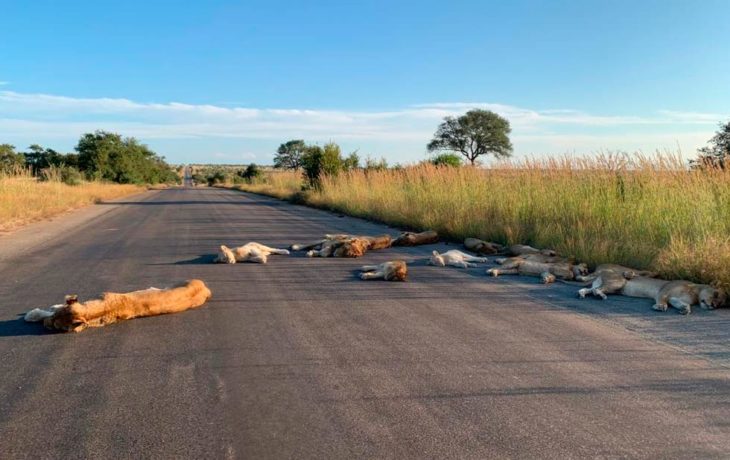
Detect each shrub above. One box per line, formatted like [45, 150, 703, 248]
[430, 153, 463, 167]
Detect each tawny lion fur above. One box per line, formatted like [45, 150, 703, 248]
[508, 244, 557, 257]
[620, 278, 727, 315]
[392, 230, 439, 247]
[487, 259, 588, 283]
[575, 264, 657, 300]
[27, 279, 212, 332]
[359, 261, 408, 281]
[463, 238, 505, 255]
[215, 242, 290, 264]
[291, 233, 392, 258]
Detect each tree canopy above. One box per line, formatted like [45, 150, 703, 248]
[427, 109, 512, 165]
[0, 144, 24, 174]
[76, 130, 177, 184]
[274, 139, 307, 169]
[691, 120, 730, 170]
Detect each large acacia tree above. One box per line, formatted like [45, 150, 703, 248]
[427, 109, 512, 165]
[274, 139, 306, 169]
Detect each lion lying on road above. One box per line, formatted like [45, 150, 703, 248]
[215, 242, 290, 264]
[291, 234, 392, 258]
[619, 277, 727, 315]
[487, 258, 588, 283]
[392, 230, 439, 247]
[429, 250, 489, 268]
[575, 264, 657, 300]
[359, 261, 408, 281]
[25, 279, 212, 332]
[324, 234, 393, 250]
[576, 271, 727, 314]
[463, 238, 505, 255]
[508, 244, 557, 257]
[653, 281, 727, 315]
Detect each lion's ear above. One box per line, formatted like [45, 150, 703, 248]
[65, 295, 79, 305]
[432, 250, 439, 256]
[220, 245, 229, 251]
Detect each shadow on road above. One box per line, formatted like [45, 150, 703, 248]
[149, 254, 219, 265]
[0, 317, 52, 337]
[98, 200, 285, 206]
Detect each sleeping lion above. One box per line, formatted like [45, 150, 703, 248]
[487, 258, 588, 283]
[429, 250, 489, 268]
[392, 230, 439, 247]
[359, 261, 408, 281]
[25, 279, 212, 332]
[291, 234, 392, 258]
[215, 242, 290, 264]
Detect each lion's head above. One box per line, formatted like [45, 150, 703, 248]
[43, 300, 87, 332]
[390, 261, 408, 281]
[572, 263, 590, 278]
[429, 250, 445, 267]
[215, 245, 236, 264]
[700, 286, 727, 310]
[335, 238, 368, 258]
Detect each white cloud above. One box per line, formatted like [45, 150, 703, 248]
[0, 90, 725, 162]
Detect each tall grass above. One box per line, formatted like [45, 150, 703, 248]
[0, 168, 144, 233]
[235, 153, 730, 290]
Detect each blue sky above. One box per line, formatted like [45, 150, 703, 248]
[1, 0, 728, 164]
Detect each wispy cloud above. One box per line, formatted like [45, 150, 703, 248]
[0, 90, 725, 162]
[0, 81, 9, 86]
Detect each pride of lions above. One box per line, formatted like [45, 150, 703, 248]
[25, 229, 727, 333]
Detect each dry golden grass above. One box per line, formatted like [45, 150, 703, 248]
[236, 153, 730, 290]
[0, 170, 144, 233]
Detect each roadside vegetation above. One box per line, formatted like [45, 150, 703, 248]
[0, 167, 143, 232]
[0, 130, 179, 232]
[227, 116, 730, 290]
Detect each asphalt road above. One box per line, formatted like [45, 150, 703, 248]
[1, 187, 729, 459]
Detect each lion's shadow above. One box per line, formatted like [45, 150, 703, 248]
[0, 317, 53, 337]
[149, 254, 218, 265]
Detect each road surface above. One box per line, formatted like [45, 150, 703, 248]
[1, 187, 729, 459]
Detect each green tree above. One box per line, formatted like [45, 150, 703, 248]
[23, 144, 66, 175]
[301, 145, 325, 188]
[343, 151, 360, 171]
[691, 120, 730, 170]
[75, 130, 176, 184]
[321, 142, 344, 177]
[274, 139, 306, 169]
[427, 109, 512, 165]
[364, 156, 388, 171]
[239, 163, 262, 181]
[429, 153, 463, 167]
[0, 144, 25, 174]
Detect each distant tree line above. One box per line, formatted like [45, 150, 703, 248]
[192, 163, 263, 186]
[274, 139, 399, 188]
[0, 130, 179, 185]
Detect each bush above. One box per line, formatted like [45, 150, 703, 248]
[430, 153, 463, 167]
[39, 165, 84, 186]
[239, 163, 262, 181]
[206, 170, 227, 186]
[59, 166, 83, 186]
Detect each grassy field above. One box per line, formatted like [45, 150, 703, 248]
[233, 153, 730, 290]
[0, 170, 144, 233]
